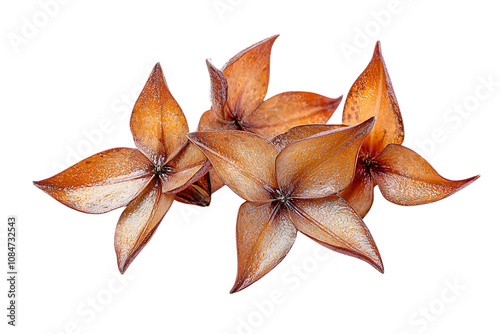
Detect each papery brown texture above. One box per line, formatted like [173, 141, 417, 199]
[188, 117, 382, 293]
[338, 42, 478, 217]
[188, 131, 277, 202]
[342, 41, 403, 158]
[275, 120, 373, 198]
[131, 64, 189, 165]
[34, 148, 153, 214]
[198, 35, 342, 194]
[35, 63, 208, 273]
[290, 196, 382, 272]
[372, 144, 479, 206]
[231, 201, 297, 293]
[115, 179, 175, 273]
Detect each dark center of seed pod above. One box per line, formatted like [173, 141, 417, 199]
[274, 189, 290, 204]
[362, 157, 374, 168]
[154, 165, 172, 175]
[234, 119, 243, 128]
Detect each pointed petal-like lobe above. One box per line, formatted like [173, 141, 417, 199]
[338, 164, 375, 218]
[206, 59, 229, 121]
[222, 35, 278, 120]
[271, 124, 346, 153]
[290, 196, 383, 272]
[343, 42, 404, 157]
[159, 142, 210, 194]
[175, 172, 212, 207]
[231, 201, 297, 293]
[130, 63, 189, 165]
[114, 179, 175, 273]
[34, 148, 153, 214]
[372, 144, 479, 206]
[187, 131, 277, 202]
[243, 92, 342, 138]
[275, 118, 375, 198]
[198, 109, 238, 132]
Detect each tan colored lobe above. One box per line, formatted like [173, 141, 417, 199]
[275, 118, 375, 198]
[130, 63, 189, 165]
[372, 144, 479, 206]
[34, 148, 153, 214]
[187, 131, 278, 202]
[343, 41, 404, 158]
[338, 165, 375, 218]
[222, 35, 278, 120]
[231, 201, 297, 293]
[115, 178, 175, 274]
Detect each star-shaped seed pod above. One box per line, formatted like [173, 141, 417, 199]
[34, 63, 210, 273]
[188, 118, 383, 293]
[335, 42, 479, 217]
[197, 35, 343, 192]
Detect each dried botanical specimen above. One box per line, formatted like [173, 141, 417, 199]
[34, 63, 210, 273]
[335, 42, 480, 217]
[198, 35, 343, 192]
[188, 118, 383, 293]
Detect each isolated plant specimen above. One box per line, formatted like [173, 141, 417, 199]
[188, 118, 383, 293]
[339, 42, 479, 217]
[199, 34, 342, 192]
[34, 63, 209, 273]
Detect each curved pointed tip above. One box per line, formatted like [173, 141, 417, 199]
[260, 34, 279, 46]
[117, 257, 130, 275]
[459, 174, 480, 190]
[373, 258, 384, 274]
[151, 62, 165, 77]
[359, 116, 376, 133]
[229, 279, 247, 294]
[468, 174, 480, 182]
[331, 95, 343, 109]
[33, 179, 49, 191]
[360, 246, 384, 274]
[229, 273, 257, 294]
[366, 115, 376, 124]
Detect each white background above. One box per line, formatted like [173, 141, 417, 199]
[1, 0, 499, 333]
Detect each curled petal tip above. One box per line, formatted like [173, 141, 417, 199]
[365, 115, 376, 127]
[229, 279, 250, 294]
[374, 41, 382, 55]
[117, 259, 128, 275]
[458, 174, 480, 190]
[374, 259, 384, 274]
[469, 174, 480, 182]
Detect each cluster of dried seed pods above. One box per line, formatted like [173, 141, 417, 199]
[34, 35, 478, 293]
